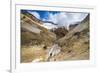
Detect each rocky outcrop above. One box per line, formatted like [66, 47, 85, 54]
[51, 27, 68, 39]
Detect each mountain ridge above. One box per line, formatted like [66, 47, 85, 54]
[21, 11, 90, 62]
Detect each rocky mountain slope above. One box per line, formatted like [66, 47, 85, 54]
[21, 13, 56, 46]
[21, 12, 56, 62]
[54, 14, 90, 61]
[21, 11, 90, 62]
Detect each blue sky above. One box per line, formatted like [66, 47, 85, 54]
[21, 10, 89, 29]
[27, 10, 60, 20]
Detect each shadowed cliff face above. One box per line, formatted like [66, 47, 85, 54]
[21, 11, 90, 63]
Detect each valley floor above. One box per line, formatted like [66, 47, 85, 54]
[21, 44, 89, 63]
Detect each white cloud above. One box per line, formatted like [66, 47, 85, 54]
[43, 12, 88, 30]
[48, 13, 58, 23]
[27, 10, 88, 30]
[28, 11, 40, 19]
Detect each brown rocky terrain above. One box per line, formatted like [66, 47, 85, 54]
[21, 12, 56, 62]
[21, 11, 90, 63]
